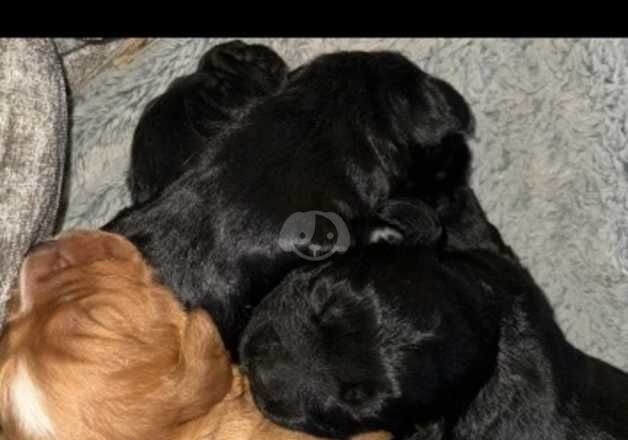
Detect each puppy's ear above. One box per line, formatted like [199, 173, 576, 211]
[8, 241, 74, 323]
[51, 231, 141, 268]
[176, 310, 233, 416]
[429, 76, 474, 136]
[409, 76, 474, 147]
[392, 74, 474, 193]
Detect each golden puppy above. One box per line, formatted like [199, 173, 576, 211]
[0, 231, 389, 440]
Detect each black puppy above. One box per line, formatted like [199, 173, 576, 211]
[129, 40, 288, 204]
[240, 188, 628, 440]
[106, 42, 474, 356]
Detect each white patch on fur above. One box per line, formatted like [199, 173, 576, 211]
[9, 361, 54, 438]
[369, 227, 403, 244]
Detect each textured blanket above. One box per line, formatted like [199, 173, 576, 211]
[0, 38, 67, 325]
[59, 38, 628, 370]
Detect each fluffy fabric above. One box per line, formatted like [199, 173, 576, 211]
[0, 38, 67, 328]
[60, 39, 628, 370]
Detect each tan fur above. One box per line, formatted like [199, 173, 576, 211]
[0, 230, 390, 440]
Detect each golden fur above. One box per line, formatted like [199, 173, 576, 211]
[0, 230, 389, 440]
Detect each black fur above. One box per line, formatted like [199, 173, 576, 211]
[240, 188, 628, 440]
[128, 40, 288, 204]
[105, 42, 474, 356]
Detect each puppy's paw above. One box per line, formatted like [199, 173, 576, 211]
[369, 226, 404, 245]
[198, 40, 288, 96]
[369, 198, 443, 247]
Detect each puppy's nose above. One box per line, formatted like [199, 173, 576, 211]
[27, 239, 57, 256]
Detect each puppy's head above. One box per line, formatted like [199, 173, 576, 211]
[0, 230, 232, 440]
[289, 50, 473, 144]
[287, 51, 474, 192]
[240, 247, 500, 438]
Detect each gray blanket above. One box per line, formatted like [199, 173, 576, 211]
[0, 38, 67, 325]
[59, 38, 627, 370]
